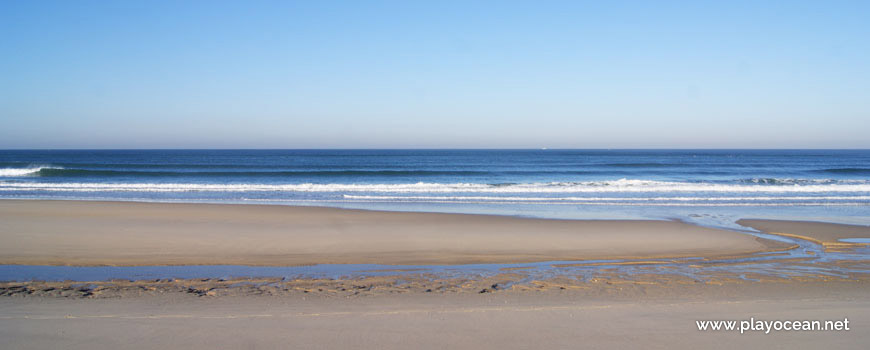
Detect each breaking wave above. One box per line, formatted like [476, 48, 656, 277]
[1, 179, 869, 193]
[0, 166, 62, 177]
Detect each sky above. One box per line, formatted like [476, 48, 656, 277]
[1, 0, 868, 149]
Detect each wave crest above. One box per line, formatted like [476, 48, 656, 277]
[0, 166, 62, 177]
[1, 179, 869, 193]
[819, 168, 870, 174]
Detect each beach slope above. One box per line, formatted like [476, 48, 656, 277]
[0, 200, 778, 266]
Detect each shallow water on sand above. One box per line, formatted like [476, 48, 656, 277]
[2, 227, 866, 284]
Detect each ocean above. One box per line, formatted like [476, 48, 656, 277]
[1, 149, 869, 229]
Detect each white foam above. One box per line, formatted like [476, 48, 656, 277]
[0, 166, 59, 177]
[342, 195, 870, 201]
[1, 179, 869, 193]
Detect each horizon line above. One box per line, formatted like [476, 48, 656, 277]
[2, 148, 870, 151]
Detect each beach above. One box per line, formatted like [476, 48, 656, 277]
[2, 281, 868, 350]
[0, 200, 783, 266]
[0, 200, 870, 349]
[0, 200, 868, 349]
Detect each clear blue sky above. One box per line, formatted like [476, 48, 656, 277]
[1, 0, 868, 149]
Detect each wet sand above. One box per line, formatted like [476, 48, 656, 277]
[738, 219, 870, 250]
[0, 200, 781, 266]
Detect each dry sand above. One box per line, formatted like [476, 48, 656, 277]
[0, 200, 780, 266]
[1, 281, 867, 350]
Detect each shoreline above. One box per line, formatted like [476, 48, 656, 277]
[737, 219, 870, 251]
[2, 200, 868, 349]
[0, 199, 787, 267]
[1, 199, 867, 300]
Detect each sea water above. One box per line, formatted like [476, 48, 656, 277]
[1, 149, 869, 229]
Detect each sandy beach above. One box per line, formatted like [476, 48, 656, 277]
[2, 281, 868, 350]
[0, 200, 783, 266]
[1, 200, 868, 349]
